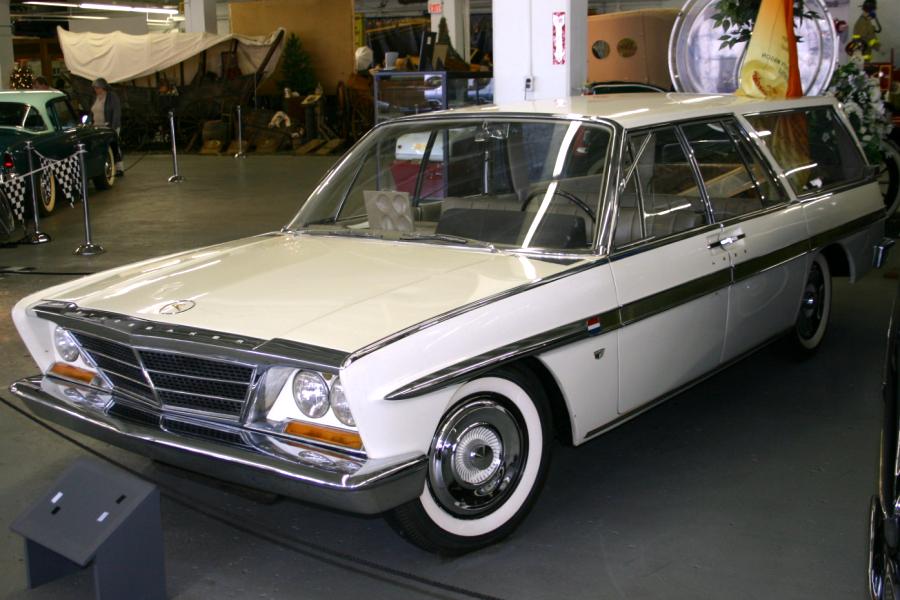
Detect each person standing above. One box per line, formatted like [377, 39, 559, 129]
[90, 78, 124, 176]
[32, 76, 52, 91]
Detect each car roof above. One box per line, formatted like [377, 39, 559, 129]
[0, 90, 66, 104]
[449, 93, 838, 129]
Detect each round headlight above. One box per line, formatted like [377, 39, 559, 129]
[292, 370, 329, 418]
[54, 327, 79, 362]
[330, 378, 355, 427]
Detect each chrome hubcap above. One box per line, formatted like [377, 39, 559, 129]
[428, 397, 526, 518]
[453, 425, 502, 485]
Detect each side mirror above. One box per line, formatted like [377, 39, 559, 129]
[80, 114, 88, 125]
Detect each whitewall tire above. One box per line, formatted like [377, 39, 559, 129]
[388, 367, 551, 554]
[92, 146, 116, 190]
[794, 252, 832, 354]
[37, 172, 56, 216]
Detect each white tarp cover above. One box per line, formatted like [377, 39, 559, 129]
[57, 26, 285, 84]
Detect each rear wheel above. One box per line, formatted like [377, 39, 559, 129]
[37, 172, 56, 216]
[388, 367, 551, 555]
[92, 146, 116, 190]
[793, 253, 831, 354]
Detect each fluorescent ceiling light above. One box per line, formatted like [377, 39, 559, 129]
[80, 3, 178, 14]
[23, 1, 79, 7]
[24, 1, 179, 15]
[70, 14, 110, 19]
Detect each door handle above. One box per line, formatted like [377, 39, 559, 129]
[708, 233, 745, 249]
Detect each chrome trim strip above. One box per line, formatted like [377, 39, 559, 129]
[809, 209, 885, 250]
[732, 239, 810, 283]
[619, 268, 731, 326]
[9, 376, 427, 515]
[253, 338, 348, 373]
[343, 257, 605, 367]
[386, 312, 621, 400]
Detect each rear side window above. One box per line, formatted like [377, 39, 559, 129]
[746, 107, 867, 195]
[681, 119, 785, 221]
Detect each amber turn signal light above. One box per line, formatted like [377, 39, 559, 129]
[49, 362, 96, 384]
[284, 420, 363, 451]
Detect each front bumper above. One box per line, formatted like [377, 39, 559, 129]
[9, 376, 427, 515]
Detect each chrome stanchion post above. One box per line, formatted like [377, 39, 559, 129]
[167, 110, 184, 183]
[20, 140, 50, 244]
[74, 143, 103, 256]
[234, 105, 246, 159]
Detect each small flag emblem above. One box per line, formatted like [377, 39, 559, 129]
[586, 316, 601, 335]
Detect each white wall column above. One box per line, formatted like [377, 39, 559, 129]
[185, 0, 217, 34]
[0, 0, 12, 89]
[493, 0, 587, 104]
[431, 0, 470, 62]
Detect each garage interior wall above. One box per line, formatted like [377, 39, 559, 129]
[229, 0, 354, 93]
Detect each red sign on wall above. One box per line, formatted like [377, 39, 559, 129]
[428, 2, 442, 14]
[552, 11, 566, 65]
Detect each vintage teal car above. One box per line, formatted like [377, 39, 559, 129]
[0, 90, 118, 225]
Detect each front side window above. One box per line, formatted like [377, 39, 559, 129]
[614, 127, 710, 248]
[746, 107, 867, 195]
[49, 98, 78, 130]
[291, 119, 611, 252]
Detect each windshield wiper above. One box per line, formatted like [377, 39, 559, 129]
[398, 232, 497, 251]
[292, 228, 382, 239]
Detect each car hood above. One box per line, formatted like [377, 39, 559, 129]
[47, 233, 579, 351]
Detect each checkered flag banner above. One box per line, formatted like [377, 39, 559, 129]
[38, 152, 82, 207]
[0, 175, 27, 223]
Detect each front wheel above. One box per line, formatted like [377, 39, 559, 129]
[92, 146, 116, 190]
[388, 367, 551, 555]
[793, 253, 832, 354]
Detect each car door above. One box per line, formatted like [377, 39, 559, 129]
[680, 118, 808, 361]
[610, 125, 730, 415]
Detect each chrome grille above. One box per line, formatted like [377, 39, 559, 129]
[71, 332, 255, 418]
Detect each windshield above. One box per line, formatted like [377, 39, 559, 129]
[0, 103, 46, 131]
[289, 118, 612, 252]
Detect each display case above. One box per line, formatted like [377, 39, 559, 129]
[373, 70, 493, 123]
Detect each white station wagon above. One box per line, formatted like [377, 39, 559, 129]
[10, 94, 891, 554]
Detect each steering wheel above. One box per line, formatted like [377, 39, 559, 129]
[521, 187, 596, 225]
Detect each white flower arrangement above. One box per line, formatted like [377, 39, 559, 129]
[827, 57, 893, 163]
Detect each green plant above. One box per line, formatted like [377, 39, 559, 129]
[278, 33, 316, 95]
[712, 0, 818, 49]
[827, 58, 892, 163]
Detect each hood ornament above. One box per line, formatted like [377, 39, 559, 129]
[158, 300, 196, 315]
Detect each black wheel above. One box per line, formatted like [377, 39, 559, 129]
[871, 495, 888, 600]
[92, 146, 116, 190]
[388, 367, 551, 555]
[793, 253, 831, 354]
[881, 140, 900, 219]
[521, 187, 596, 224]
[37, 172, 56, 216]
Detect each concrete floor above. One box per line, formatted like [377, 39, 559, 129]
[0, 153, 895, 599]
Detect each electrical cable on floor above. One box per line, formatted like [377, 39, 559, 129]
[123, 150, 150, 173]
[0, 394, 505, 600]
